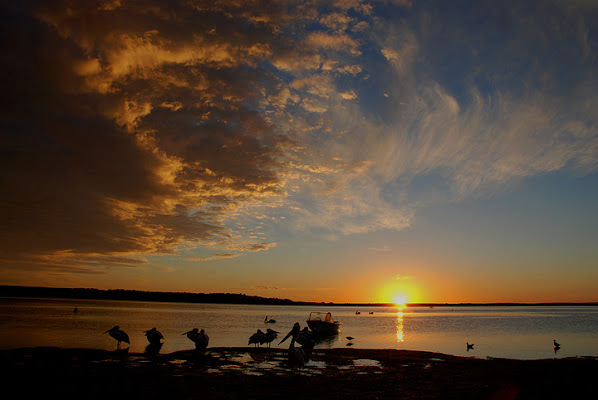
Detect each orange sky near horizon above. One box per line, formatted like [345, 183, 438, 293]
[1, 1, 598, 305]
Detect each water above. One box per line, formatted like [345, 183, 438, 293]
[1, 297, 597, 360]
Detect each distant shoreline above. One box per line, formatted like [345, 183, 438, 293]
[1, 285, 597, 307]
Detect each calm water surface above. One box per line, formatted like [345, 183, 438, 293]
[1, 297, 597, 360]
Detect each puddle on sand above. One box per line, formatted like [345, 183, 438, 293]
[353, 359, 382, 368]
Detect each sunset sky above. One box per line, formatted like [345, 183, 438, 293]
[2, 0, 597, 303]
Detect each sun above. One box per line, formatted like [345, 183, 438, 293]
[392, 295, 408, 308]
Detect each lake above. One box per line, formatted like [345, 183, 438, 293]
[1, 297, 597, 360]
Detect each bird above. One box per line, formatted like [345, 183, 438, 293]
[264, 316, 276, 323]
[183, 328, 200, 343]
[248, 329, 265, 347]
[296, 327, 315, 349]
[467, 343, 474, 351]
[279, 322, 304, 366]
[346, 336, 354, 341]
[144, 327, 164, 345]
[355, 311, 360, 315]
[346, 342, 354, 346]
[104, 326, 129, 347]
[260, 328, 279, 348]
[553, 339, 561, 348]
[369, 312, 374, 314]
[195, 329, 209, 352]
[183, 328, 209, 352]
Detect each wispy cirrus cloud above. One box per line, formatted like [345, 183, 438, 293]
[1, 0, 597, 278]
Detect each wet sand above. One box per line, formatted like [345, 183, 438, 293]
[2, 346, 597, 399]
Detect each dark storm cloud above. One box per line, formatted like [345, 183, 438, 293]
[0, 0, 304, 270]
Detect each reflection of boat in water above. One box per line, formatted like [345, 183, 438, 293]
[306, 312, 341, 335]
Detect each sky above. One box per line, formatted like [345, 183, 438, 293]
[1, 0, 597, 304]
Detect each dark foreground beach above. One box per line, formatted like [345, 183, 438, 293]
[2, 347, 597, 399]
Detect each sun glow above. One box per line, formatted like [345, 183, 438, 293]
[393, 295, 408, 308]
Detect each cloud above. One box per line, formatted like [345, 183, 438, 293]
[1, 0, 597, 275]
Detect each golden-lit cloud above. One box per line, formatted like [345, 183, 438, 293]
[1, 0, 597, 285]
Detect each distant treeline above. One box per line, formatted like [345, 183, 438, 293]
[2, 286, 596, 307]
[0, 286, 317, 305]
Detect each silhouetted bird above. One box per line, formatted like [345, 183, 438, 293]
[467, 343, 474, 350]
[144, 327, 164, 345]
[260, 328, 279, 348]
[104, 326, 129, 346]
[553, 339, 561, 348]
[183, 328, 199, 343]
[264, 316, 276, 323]
[279, 322, 304, 366]
[369, 312, 374, 314]
[346, 336, 354, 341]
[249, 329, 265, 347]
[346, 342, 354, 346]
[73, 306, 78, 313]
[195, 329, 209, 352]
[355, 311, 360, 315]
[296, 327, 315, 349]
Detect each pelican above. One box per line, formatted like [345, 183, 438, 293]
[553, 339, 561, 348]
[279, 322, 304, 366]
[260, 328, 279, 348]
[144, 327, 164, 345]
[467, 343, 474, 350]
[346, 342, 354, 346]
[249, 329, 265, 347]
[296, 327, 315, 349]
[346, 336, 354, 341]
[183, 328, 199, 343]
[264, 316, 276, 323]
[195, 329, 209, 352]
[104, 326, 129, 346]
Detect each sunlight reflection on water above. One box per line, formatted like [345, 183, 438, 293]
[1, 298, 598, 360]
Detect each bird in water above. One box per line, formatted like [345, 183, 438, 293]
[144, 327, 164, 345]
[248, 329, 265, 347]
[264, 316, 276, 323]
[467, 343, 474, 351]
[104, 326, 129, 347]
[553, 339, 561, 348]
[279, 322, 304, 366]
[296, 327, 315, 349]
[260, 328, 279, 348]
[346, 336, 354, 341]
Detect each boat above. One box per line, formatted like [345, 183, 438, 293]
[306, 312, 341, 334]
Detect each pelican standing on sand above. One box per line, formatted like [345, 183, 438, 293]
[261, 328, 279, 348]
[279, 322, 304, 366]
[195, 329, 209, 352]
[104, 326, 129, 347]
[248, 329, 265, 347]
[296, 327, 315, 349]
[183, 328, 209, 352]
[553, 339, 561, 348]
[144, 327, 164, 345]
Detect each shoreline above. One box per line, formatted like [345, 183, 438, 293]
[3, 347, 597, 399]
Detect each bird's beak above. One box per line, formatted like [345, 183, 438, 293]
[279, 330, 292, 345]
[103, 330, 109, 334]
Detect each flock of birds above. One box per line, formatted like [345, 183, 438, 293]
[102, 316, 343, 366]
[103, 315, 566, 366]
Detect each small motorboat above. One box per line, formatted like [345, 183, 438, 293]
[306, 312, 341, 334]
